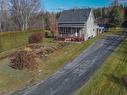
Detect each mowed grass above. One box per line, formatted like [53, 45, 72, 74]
[0, 34, 103, 94]
[0, 30, 50, 53]
[0, 29, 122, 94]
[77, 37, 127, 95]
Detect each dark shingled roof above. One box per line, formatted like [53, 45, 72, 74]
[57, 9, 91, 24]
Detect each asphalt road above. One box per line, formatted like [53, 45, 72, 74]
[11, 34, 125, 95]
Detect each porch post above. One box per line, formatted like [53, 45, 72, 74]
[65, 27, 66, 36]
[71, 27, 72, 37]
[75, 28, 77, 37]
[70, 27, 71, 37]
[63, 27, 65, 36]
[66, 27, 68, 36]
[61, 27, 62, 37]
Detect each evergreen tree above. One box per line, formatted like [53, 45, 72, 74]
[109, 6, 124, 27]
[123, 6, 127, 27]
[94, 8, 102, 18]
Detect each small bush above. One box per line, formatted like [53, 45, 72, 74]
[45, 31, 52, 38]
[57, 42, 70, 49]
[122, 75, 127, 87]
[9, 50, 38, 70]
[29, 32, 43, 43]
[27, 44, 44, 50]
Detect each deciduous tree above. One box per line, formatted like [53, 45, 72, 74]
[10, 0, 41, 31]
[0, 0, 9, 32]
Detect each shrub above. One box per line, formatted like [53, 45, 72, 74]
[57, 42, 70, 49]
[27, 44, 44, 50]
[45, 31, 52, 38]
[9, 50, 38, 70]
[29, 32, 43, 43]
[122, 74, 127, 87]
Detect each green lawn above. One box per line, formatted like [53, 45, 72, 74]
[0, 34, 103, 94]
[77, 37, 127, 95]
[0, 30, 50, 53]
[0, 28, 123, 94]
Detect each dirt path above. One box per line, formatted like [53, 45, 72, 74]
[11, 34, 125, 95]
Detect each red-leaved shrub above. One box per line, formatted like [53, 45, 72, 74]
[29, 32, 43, 43]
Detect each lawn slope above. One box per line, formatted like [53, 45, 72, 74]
[0, 30, 46, 53]
[77, 37, 127, 95]
[0, 34, 103, 94]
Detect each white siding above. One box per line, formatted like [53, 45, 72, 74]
[80, 27, 85, 35]
[85, 10, 96, 40]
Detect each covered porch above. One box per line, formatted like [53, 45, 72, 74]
[57, 27, 84, 42]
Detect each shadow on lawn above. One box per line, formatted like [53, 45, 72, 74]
[106, 74, 127, 90]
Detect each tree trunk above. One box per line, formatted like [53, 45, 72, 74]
[0, 22, 2, 32]
[25, 17, 28, 30]
[22, 24, 25, 31]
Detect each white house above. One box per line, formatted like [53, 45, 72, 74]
[57, 8, 97, 41]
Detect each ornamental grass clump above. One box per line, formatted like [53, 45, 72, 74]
[9, 49, 38, 70]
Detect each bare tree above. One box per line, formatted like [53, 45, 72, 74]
[10, 0, 41, 31]
[29, 12, 45, 30]
[44, 12, 57, 33]
[0, 0, 9, 32]
[44, 12, 50, 30]
[49, 13, 58, 37]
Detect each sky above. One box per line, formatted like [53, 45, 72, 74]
[42, 0, 113, 12]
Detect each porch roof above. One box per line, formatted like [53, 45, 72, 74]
[58, 23, 85, 28]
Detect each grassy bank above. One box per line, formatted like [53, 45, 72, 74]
[0, 34, 103, 94]
[77, 37, 127, 95]
[0, 30, 46, 53]
[0, 28, 123, 94]
[0, 28, 122, 53]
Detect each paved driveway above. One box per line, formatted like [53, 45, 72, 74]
[12, 34, 125, 95]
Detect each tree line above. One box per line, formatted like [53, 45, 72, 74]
[94, 3, 127, 27]
[0, 0, 57, 32]
[1, 0, 127, 32]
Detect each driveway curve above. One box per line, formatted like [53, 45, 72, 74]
[11, 35, 125, 95]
